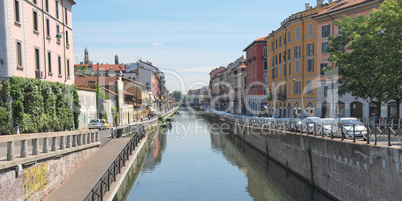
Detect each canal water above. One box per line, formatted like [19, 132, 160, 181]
[113, 109, 334, 201]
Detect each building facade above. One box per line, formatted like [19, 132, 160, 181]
[244, 36, 268, 115]
[0, 0, 75, 85]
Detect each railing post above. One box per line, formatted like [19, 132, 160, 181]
[374, 125, 378, 145]
[82, 133, 87, 145]
[77, 134, 82, 146]
[353, 124, 356, 143]
[20, 140, 28, 158]
[366, 124, 370, 144]
[72, 135, 77, 147]
[66, 135, 72, 148]
[388, 126, 391, 146]
[313, 122, 316, 136]
[32, 138, 39, 155]
[43, 138, 49, 153]
[59, 136, 65, 150]
[7, 141, 15, 161]
[331, 124, 334, 139]
[96, 131, 100, 142]
[341, 124, 344, 141]
[51, 137, 57, 151]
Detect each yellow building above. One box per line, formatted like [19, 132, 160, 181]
[266, 3, 329, 118]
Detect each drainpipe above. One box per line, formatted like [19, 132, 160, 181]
[301, 17, 305, 115]
[62, 0, 67, 83]
[42, 0, 47, 79]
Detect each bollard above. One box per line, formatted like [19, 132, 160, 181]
[111, 128, 115, 139]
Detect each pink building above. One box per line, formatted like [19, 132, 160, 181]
[243, 35, 268, 115]
[314, 0, 383, 118]
[0, 0, 76, 85]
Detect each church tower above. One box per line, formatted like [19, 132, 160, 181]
[115, 54, 119, 65]
[84, 48, 89, 64]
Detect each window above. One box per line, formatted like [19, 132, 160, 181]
[14, 0, 20, 23]
[58, 56, 62, 76]
[33, 0, 37, 4]
[271, 69, 274, 79]
[263, 46, 267, 57]
[279, 66, 281, 77]
[288, 63, 291, 75]
[287, 30, 291, 42]
[307, 43, 314, 56]
[283, 64, 286, 76]
[307, 59, 314, 72]
[322, 42, 329, 53]
[275, 67, 278, 78]
[324, 86, 328, 97]
[338, 44, 345, 52]
[275, 55, 277, 65]
[271, 42, 274, 51]
[283, 51, 286, 62]
[320, 63, 328, 75]
[46, 19, 50, 37]
[45, 0, 49, 12]
[295, 60, 300, 74]
[287, 48, 291, 60]
[275, 39, 278, 49]
[271, 56, 274, 66]
[33, 11, 38, 32]
[263, 62, 267, 70]
[306, 81, 313, 94]
[35, 48, 40, 71]
[16, 41, 22, 67]
[55, 0, 59, 19]
[65, 8, 68, 24]
[283, 34, 286, 45]
[263, 74, 267, 83]
[294, 81, 301, 94]
[295, 27, 300, 40]
[48, 52, 52, 74]
[308, 23, 313, 37]
[322, 24, 330, 38]
[294, 46, 300, 58]
[65, 31, 69, 44]
[67, 59, 70, 78]
[279, 53, 281, 63]
[279, 36, 282, 47]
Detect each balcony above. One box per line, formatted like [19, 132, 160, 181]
[277, 94, 287, 101]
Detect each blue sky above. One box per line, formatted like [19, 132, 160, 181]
[73, 0, 324, 92]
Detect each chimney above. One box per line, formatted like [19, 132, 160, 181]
[317, 0, 324, 6]
[305, 3, 310, 10]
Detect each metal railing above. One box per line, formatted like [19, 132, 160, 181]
[83, 125, 146, 201]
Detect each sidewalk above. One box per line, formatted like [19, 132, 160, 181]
[45, 138, 130, 201]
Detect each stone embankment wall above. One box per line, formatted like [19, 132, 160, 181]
[0, 147, 98, 201]
[206, 114, 402, 201]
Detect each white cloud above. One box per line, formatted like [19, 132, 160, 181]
[152, 42, 163, 47]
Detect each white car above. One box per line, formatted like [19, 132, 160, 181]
[334, 118, 367, 139]
[303, 117, 321, 134]
[318, 118, 335, 135]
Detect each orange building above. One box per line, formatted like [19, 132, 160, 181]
[266, 2, 330, 118]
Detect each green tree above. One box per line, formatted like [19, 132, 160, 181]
[172, 90, 182, 102]
[328, 0, 402, 118]
[95, 83, 109, 118]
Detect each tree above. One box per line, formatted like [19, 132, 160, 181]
[172, 90, 182, 102]
[328, 0, 402, 118]
[95, 84, 109, 119]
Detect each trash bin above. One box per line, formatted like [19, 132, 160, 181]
[116, 128, 123, 138]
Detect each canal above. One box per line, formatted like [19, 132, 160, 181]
[113, 109, 334, 201]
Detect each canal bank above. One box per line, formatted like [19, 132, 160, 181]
[203, 112, 402, 201]
[114, 108, 332, 201]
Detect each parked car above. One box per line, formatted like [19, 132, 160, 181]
[318, 118, 335, 136]
[303, 117, 321, 134]
[334, 118, 367, 139]
[89, 119, 105, 130]
[288, 118, 303, 132]
[101, 119, 109, 129]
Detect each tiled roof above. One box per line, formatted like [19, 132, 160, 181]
[316, 0, 371, 17]
[74, 64, 126, 71]
[239, 64, 247, 69]
[74, 76, 119, 88]
[243, 35, 269, 51]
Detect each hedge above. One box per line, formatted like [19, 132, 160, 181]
[0, 77, 80, 134]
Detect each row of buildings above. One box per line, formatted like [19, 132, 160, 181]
[208, 0, 400, 119]
[0, 0, 171, 129]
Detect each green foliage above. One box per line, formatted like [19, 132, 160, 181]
[328, 0, 402, 118]
[0, 81, 11, 134]
[158, 115, 163, 122]
[172, 90, 182, 102]
[0, 77, 81, 134]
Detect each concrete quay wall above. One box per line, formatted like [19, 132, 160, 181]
[210, 115, 402, 201]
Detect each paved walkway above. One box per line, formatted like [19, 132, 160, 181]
[45, 137, 130, 201]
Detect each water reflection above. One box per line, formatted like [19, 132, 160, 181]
[117, 109, 333, 201]
[208, 123, 333, 201]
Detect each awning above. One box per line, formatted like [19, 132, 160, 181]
[261, 103, 267, 111]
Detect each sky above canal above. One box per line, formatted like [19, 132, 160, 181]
[73, 0, 321, 92]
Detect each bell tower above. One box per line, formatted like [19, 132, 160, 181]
[84, 48, 89, 64]
[115, 54, 119, 65]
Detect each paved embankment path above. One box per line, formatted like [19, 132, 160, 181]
[45, 137, 130, 201]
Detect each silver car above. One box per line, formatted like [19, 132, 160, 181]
[89, 119, 105, 130]
[334, 118, 367, 139]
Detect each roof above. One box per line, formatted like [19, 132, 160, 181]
[101, 86, 117, 96]
[315, 0, 374, 18]
[239, 64, 246, 69]
[75, 64, 126, 72]
[74, 76, 119, 88]
[243, 35, 269, 51]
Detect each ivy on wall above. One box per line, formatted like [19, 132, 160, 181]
[0, 77, 80, 134]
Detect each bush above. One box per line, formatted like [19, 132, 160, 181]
[0, 77, 81, 134]
[158, 115, 163, 122]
